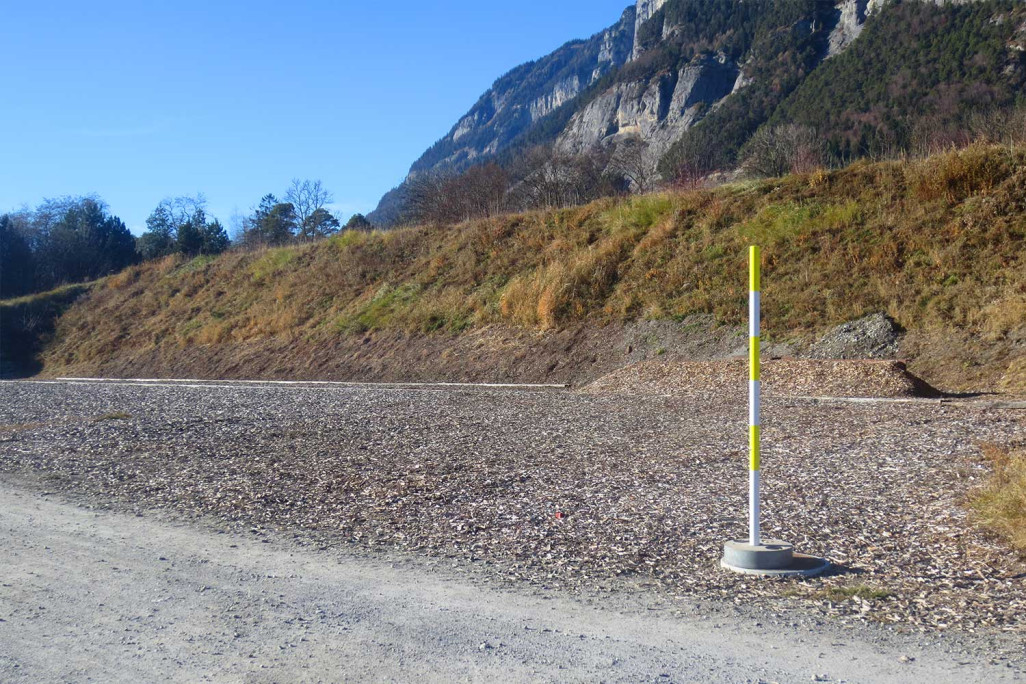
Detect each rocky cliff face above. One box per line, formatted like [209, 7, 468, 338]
[631, 0, 669, 60]
[392, 0, 871, 181]
[371, 0, 877, 222]
[556, 53, 738, 168]
[371, 0, 1013, 224]
[828, 0, 870, 57]
[405, 5, 637, 176]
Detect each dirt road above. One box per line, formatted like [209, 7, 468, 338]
[0, 481, 1020, 683]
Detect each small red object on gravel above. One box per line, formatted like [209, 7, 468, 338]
[555, 512, 566, 519]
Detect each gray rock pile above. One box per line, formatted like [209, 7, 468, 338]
[807, 312, 903, 360]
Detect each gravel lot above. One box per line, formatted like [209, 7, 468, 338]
[3, 482, 1021, 683]
[1, 378, 1024, 635]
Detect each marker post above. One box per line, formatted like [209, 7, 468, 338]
[749, 245, 761, 547]
[720, 245, 829, 576]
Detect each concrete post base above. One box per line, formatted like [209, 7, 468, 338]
[720, 540, 830, 577]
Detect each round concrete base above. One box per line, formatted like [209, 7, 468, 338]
[720, 540, 830, 577]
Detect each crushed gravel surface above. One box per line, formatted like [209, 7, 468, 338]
[581, 359, 938, 399]
[3, 483, 1022, 683]
[0, 379, 1023, 635]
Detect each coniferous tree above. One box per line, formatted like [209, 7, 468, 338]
[0, 214, 35, 298]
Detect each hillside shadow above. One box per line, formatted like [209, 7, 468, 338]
[0, 284, 90, 378]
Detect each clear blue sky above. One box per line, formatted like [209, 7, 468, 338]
[1, 1, 631, 233]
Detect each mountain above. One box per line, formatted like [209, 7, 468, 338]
[369, 0, 1026, 225]
[368, 4, 643, 226]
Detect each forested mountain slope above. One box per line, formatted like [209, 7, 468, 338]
[370, 0, 1026, 225]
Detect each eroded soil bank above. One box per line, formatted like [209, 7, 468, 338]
[31, 315, 1021, 396]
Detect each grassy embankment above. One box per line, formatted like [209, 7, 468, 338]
[973, 443, 1026, 554]
[0, 283, 93, 377]
[4, 145, 1025, 390]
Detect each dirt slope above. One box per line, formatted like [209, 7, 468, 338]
[5, 146, 1025, 393]
[582, 358, 941, 399]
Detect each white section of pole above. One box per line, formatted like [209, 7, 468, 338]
[749, 380, 760, 427]
[749, 470, 760, 546]
[749, 291, 760, 337]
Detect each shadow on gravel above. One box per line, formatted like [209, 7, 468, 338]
[816, 563, 865, 579]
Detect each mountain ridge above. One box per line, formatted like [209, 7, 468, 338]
[370, 0, 1025, 225]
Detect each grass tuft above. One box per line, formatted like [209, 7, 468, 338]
[971, 443, 1026, 553]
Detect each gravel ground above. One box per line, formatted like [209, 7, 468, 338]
[582, 359, 936, 399]
[0, 379, 1024, 636]
[3, 482, 1021, 684]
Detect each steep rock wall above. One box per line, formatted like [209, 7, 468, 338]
[405, 6, 637, 176]
[556, 53, 738, 168]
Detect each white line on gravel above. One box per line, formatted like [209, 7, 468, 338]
[47, 377, 568, 389]
[789, 396, 1026, 409]
[6, 380, 505, 393]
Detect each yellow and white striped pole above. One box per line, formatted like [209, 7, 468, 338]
[749, 245, 761, 546]
[723, 245, 827, 575]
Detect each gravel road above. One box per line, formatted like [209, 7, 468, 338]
[0, 480, 1021, 683]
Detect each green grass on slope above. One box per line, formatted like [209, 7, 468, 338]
[37, 145, 1026, 386]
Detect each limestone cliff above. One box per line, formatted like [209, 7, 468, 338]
[405, 6, 637, 176]
[370, 0, 871, 223]
[369, 0, 1016, 225]
[555, 53, 738, 168]
[631, 0, 669, 60]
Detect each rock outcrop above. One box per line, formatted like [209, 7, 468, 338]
[370, 0, 1013, 225]
[807, 313, 903, 360]
[404, 5, 637, 176]
[827, 0, 870, 57]
[556, 53, 738, 168]
[631, 0, 669, 60]
[370, 0, 881, 224]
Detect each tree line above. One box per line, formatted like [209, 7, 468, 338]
[401, 142, 646, 226]
[1, 179, 372, 299]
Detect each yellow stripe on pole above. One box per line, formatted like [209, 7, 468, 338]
[749, 337, 760, 381]
[749, 245, 760, 292]
[750, 425, 761, 471]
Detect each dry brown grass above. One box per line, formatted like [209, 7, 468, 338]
[972, 443, 1026, 554]
[22, 145, 1026, 391]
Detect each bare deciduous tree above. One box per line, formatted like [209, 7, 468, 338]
[609, 136, 658, 193]
[285, 179, 334, 240]
[661, 135, 719, 190]
[406, 164, 510, 224]
[511, 146, 619, 211]
[740, 124, 825, 178]
[966, 104, 1026, 148]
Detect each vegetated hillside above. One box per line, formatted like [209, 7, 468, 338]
[768, 0, 1026, 159]
[0, 284, 92, 378]
[18, 146, 1026, 393]
[371, 0, 1026, 225]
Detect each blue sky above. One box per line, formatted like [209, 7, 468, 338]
[1, 1, 631, 233]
